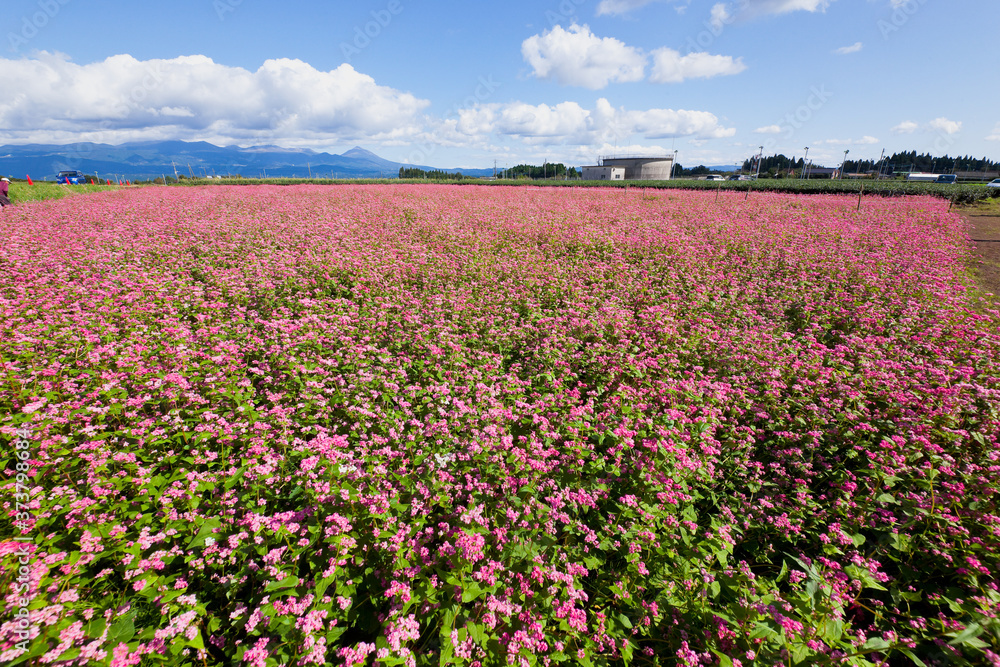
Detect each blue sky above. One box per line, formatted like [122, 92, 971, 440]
[2, 0, 998, 169]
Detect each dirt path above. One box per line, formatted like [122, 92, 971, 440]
[963, 211, 1000, 298]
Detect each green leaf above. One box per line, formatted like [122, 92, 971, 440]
[948, 623, 983, 646]
[13, 638, 50, 664]
[621, 639, 634, 664]
[805, 580, 820, 602]
[187, 628, 205, 650]
[265, 575, 299, 592]
[461, 582, 484, 603]
[618, 613, 633, 629]
[186, 518, 222, 549]
[862, 637, 891, 652]
[898, 648, 928, 667]
[86, 617, 108, 640]
[846, 564, 887, 591]
[467, 622, 486, 646]
[791, 643, 812, 663]
[326, 626, 347, 644]
[824, 618, 843, 642]
[314, 574, 336, 600]
[224, 466, 247, 490]
[889, 533, 912, 552]
[751, 622, 779, 640]
[711, 650, 733, 667]
[108, 612, 136, 644]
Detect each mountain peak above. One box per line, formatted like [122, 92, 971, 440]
[341, 146, 379, 159]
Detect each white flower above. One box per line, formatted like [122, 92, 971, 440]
[203, 537, 216, 547]
[433, 453, 455, 467]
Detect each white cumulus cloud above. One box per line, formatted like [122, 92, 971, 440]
[891, 120, 919, 134]
[649, 48, 746, 83]
[712, 0, 834, 23]
[596, 0, 695, 15]
[0, 52, 429, 147]
[891, 118, 962, 137]
[987, 123, 1000, 142]
[709, 2, 733, 29]
[834, 42, 863, 55]
[754, 125, 782, 134]
[928, 117, 961, 135]
[441, 97, 735, 146]
[522, 24, 746, 88]
[521, 24, 646, 90]
[747, 0, 834, 14]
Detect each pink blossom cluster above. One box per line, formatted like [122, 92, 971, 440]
[0, 184, 998, 665]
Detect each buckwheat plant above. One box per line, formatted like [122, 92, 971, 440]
[1, 185, 998, 666]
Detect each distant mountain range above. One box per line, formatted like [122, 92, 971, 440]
[0, 141, 496, 180]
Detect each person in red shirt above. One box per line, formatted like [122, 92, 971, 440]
[0, 177, 9, 208]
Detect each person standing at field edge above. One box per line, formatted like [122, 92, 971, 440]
[0, 177, 10, 208]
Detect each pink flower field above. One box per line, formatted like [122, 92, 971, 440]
[1, 184, 999, 666]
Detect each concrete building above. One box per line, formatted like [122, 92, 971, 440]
[581, 155, 675, 181]
[582, 165, 625, 181]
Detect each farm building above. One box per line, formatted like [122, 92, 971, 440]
[802, 167, 839, 179]
[954, 170, 1000, 182]
[582, 155, 674, 181]
[582, 165, 625, 181]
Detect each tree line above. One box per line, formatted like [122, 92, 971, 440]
[503, 163, 579, 180]
[398, 167, 468, 180]
[740, 152, 1000, 177]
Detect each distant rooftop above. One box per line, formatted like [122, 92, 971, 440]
[600, 155, 674, 161]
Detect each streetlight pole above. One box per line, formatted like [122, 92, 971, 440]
[801, 147, 809, 180]
[840, 149, 849, 180]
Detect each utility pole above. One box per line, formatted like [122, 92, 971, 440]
[801, 147, 809, 180]
[840, 150, 849, 180]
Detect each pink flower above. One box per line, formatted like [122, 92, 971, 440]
[109, 643, 142, 667]
[242, 638, 270, 667]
